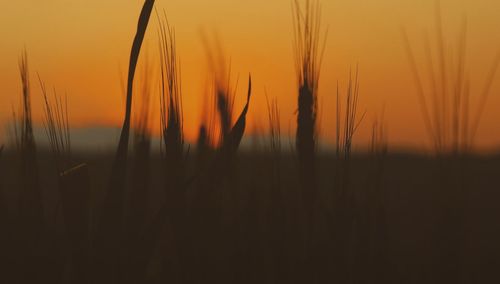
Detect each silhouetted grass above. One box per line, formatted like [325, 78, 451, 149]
[3, 1, 500, 284]
[128, 53, 152, 237]
[157, 12, 189, 282]
[39, 76, 71, 171]
[177, 34, 254, 281]
[335, 67, 366, 161]
[266, 94, 281, 189]
[125, 48, 153, 283]
[329, 67, 367, 283]
[158, 12, 184, 192]
[38, 75, 81, 283]
[401, 4, 500, 281]
[292, 0, 326, 224]
[331, 67, 366, 228]
[12, 50, 45, 283]
[221, 75, 252, 155]
[93, 1, 155, 283]
[403, 1, 500, 154]
[371, 107, 388, 155]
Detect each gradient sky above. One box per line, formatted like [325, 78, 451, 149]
[1, 0, 500, 152]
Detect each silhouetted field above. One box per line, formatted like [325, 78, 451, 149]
[1, 150, 500, 283]
[2, 0, 500, 283]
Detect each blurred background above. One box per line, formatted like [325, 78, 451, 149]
[1, 0, 500, 152]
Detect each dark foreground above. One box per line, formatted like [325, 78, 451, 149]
[0, 150, 499, 283]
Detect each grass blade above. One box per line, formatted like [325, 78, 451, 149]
[223, 74, 252, 154]
[94, 1, 155, 282]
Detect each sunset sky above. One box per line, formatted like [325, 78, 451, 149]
[1, 0, 500, 152]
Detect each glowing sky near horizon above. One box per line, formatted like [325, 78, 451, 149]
[1, 0, 500, 152]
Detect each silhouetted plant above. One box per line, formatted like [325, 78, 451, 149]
[403, 2, 500, 154]
[292, 0, 326, 216]
[335, 67, 366, 161]
[93, 1, 155, 283]
[39, 76, 71, 171]
[220, 75, 252, 156]
[38, 75, 85, 283]
[266, 94, 281, 188]
[12, 50, 45, 283]
[157, 12, 189, 282]
[125, 54, 154, 281]
[128, 50, 153, 236]
[158, 12, 185, 192]
[371, 107, 388, 155]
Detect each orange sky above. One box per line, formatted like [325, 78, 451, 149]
[1, 0, 500, 152]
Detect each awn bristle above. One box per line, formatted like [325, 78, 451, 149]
[39, 76, 71, 172]
[266, 94, 281, 156]
[14, 51, 37, 154]
[336, 67, 366, 161]
[158, 13, 184, 164]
